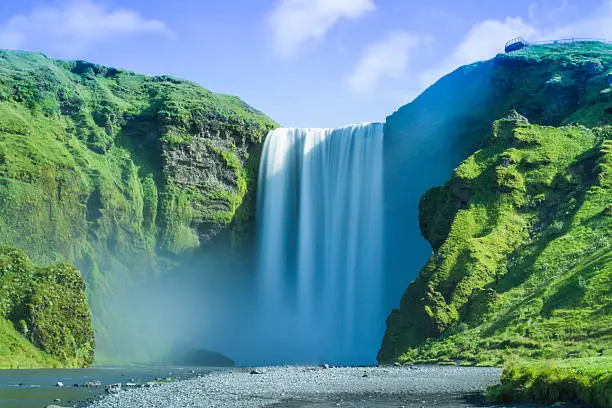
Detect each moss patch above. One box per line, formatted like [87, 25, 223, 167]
[0, 247, 94, 368]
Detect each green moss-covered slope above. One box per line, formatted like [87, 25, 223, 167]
[379, 113, 611, 365]
[384, 42, 612, 314]
[0, 247, 94, 368]
[0, 50, 277, 361]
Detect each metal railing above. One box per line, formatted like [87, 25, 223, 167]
[505, 37, 611, 53]
[529, 37, 611, 45]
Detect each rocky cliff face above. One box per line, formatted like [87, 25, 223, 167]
[0, 50, 276, 362]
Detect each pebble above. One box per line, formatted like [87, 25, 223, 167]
[86, 365, 502, 408]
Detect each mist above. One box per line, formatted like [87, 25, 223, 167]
[96, 247, 258, 366]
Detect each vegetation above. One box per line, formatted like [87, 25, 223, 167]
[488, 357, 611, 408]
[0, 50, 277, 363]
[382, 43, 612, 380]
[380, 114, 611, 365]
[0, 247, 94, 368]
[381, 46, 612, 408]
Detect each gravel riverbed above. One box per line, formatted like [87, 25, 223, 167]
[85, 365, 538, 408]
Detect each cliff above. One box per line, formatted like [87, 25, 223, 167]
[0, 50, 277, 362]
[383, 42, 612, 309]
[381, 41, 612, 365]
[380, 113, 611, 364]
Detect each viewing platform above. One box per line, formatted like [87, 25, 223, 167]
[505, 37, 611, 53]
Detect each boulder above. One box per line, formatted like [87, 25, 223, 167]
[105, 383, 121, 394]
[83, 380, 102, 388]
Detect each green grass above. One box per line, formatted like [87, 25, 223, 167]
[380, 114, 611, 366]
[0, 318, 62, 369]
[487, 357, 612, 407]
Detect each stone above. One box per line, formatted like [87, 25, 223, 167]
[321, 364, 330, 369]
[250, 369, 265, 375]
[83, 380, 102, 388]
[105, 383, 121, 394]
[55, 381, 64, 387]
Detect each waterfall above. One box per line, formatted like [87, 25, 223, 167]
[255, 123, 384, 365]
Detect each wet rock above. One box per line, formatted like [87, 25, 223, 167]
[105, 383, 121, 394]
[83, 380, 102, 388]
[250, 369, 265, 375]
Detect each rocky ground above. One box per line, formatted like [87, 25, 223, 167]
[84, 365, 563, 408]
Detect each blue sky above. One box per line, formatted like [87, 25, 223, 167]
[0, 0, 610, 127]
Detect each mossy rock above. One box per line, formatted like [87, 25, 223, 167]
[27, 263, 95, 366]
[0, 247, 94, 367]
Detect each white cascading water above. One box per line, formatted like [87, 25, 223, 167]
[255, 123, 384, 365]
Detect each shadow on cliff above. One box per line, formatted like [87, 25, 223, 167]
[383, 50, 607, 317]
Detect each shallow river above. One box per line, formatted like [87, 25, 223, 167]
[0, 366, 213, 408]
[1, 365, 581, 408]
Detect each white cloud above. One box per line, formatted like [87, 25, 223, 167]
[0, 0, 174, 54]
[543, 0, 612, 39]
[418, 17, 537, 91]
[347, 31, 424, 94]
[528, 3, 539, 20]
[270, 0, 375, 56]
[417, 0, 612, 95]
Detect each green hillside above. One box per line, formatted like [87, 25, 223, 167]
[380, 113, 611, 365]
[0, 50, 277, 363]
[383, 43, 612, 330]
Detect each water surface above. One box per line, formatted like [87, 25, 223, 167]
[0, 366, 214, 408]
